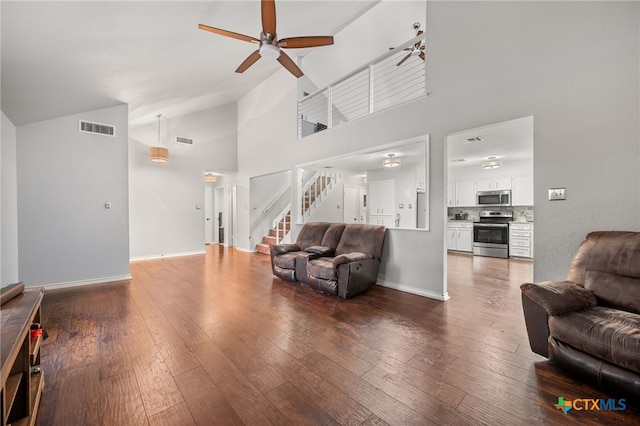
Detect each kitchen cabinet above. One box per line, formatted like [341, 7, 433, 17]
[512, 174, 533, 206]
[451, 180, 476, 207]
[447, 181, 455, 207]
[370, 216, 395, 227]
[368, 179, 395, 227]
[510, 222, 533, 258]
[447, 222, 473, 252]
[477, 177, 512, 191]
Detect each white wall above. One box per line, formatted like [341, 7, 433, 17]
[16, 105, 130, 288]
[428, 1, 639, 281]
[237, 1, 640, 300]
[129, 104, 237, 259]
[1, 112, 20, 286]
[302, 0, 427, 90]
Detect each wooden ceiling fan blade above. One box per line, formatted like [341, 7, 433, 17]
[262, 0, 277, 35]
[236, 50, 262, 73]
[277, 51, 304, 78]
[198, 24, 260, 44]
[396, 53, 411, 66]
[419, 51, 425, 61]
[279, 36, 334, 49]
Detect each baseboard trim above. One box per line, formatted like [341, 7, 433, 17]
[40, 274, 133, 291]
[376, 279, 450, 301]
[235, 247, 256, 253]
[130, 250, 206, 261]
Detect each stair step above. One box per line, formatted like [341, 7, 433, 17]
[263, 236, 277, 245]
[255, 243, 271, 255]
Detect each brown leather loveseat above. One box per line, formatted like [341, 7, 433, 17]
[270, 222, 386, 299]
[521, 231, 640, 396]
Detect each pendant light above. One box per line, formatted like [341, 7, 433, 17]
[149, 114, 169, 163]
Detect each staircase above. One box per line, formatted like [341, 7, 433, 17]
[255, 171, 340, 255]
[255, 210, 291, 255]
[301, 174, 332, 216]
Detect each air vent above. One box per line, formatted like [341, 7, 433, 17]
[79, 120, 116, 137]
[175, 136, 194, 145]
[463, 137, 484, 143]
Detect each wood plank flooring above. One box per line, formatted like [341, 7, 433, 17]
[35, 247, 639, 425]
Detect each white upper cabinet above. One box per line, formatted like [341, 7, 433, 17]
[513, 174, 534, 206]
[476, 177, 512, 191]
[455, 180, 476, 207]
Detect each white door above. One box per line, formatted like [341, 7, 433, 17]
[204, 187, 213, 244]
[343, 185, 359, 223]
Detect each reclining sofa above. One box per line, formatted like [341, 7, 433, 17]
[521, 231, 640, 396]
[270, 222, 386, 299]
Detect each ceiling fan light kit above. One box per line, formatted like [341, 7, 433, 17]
[391, 22, 426, 67]
[198, 0, 334, 78]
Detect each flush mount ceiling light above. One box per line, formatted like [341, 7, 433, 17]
[149, 114, 169, 163]
[204, 173, 218, 182]
[383, 154, 401, 167]
[482, 156, 502, 169]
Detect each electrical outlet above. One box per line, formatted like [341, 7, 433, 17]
[548, 188, 566, 201]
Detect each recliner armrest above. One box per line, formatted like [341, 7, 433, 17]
[271, 244, 300, 256]
[304, 245, 335, 256]
[520, 280, 597, 316]
[332, 252, 374, 267]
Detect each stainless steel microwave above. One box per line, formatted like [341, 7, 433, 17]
[477, 190, 511, 206]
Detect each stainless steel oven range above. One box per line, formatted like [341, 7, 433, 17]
[473, 210, 513, 258]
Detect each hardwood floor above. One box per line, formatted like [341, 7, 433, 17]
[35, 247, 639, 425]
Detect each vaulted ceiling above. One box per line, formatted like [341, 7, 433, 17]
[1, 1, 378, 127]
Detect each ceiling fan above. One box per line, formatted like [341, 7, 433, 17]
[391, 22, 425, 67]
[198, 0, 334, 78]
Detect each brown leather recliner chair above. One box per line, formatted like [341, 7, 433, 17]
[270, 222, 331, 282]
[303, 224, 386, 299]
[521, 231, 640, 397]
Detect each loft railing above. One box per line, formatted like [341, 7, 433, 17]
[298, 33, 426, 138]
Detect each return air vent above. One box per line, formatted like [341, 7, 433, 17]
[463, 136, 484, 143]
[79, 120, 116, 137]
[175, 136, 194, 145]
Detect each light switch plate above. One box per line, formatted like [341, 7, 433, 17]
[548, 188, 566, 201]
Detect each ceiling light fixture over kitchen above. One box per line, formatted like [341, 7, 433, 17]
[482, 156, 502, 169]
[149, 114, 169, 163]
[383, 154, 401, 167]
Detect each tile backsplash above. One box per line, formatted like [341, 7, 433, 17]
[448, 206, 533, 222]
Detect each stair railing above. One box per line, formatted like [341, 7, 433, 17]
[299, 171, 341, 221]
[273, 204, 292, 244]
[263, 184, 290, 215]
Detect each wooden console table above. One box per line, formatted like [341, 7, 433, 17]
[1, 283, 44, 426]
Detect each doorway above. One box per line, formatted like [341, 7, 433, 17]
[215, 186, 225, 244]
[343, 185, 366, 223]
[204, 187, 214, 244]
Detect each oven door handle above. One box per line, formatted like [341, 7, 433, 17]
[474, 223, 508, 228]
